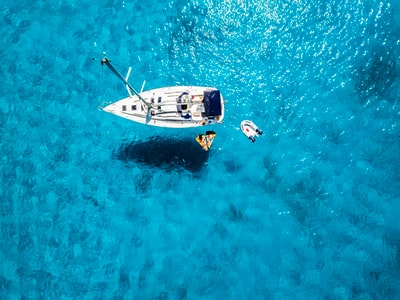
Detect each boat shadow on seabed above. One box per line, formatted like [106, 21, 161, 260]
[112, 136, 209, 173]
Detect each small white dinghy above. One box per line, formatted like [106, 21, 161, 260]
[100, 56, 225, 128]
[240, 120, 263, 142]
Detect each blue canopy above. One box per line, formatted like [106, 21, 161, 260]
[204, 90, 222, 117]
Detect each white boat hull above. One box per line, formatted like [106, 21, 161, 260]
[240, 120, 263, 142]
[102, 86, 224, 128]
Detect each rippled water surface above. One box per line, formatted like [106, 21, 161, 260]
[1, 0, 400, 298]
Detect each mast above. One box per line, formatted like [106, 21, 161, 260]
[101, 56, 152, 109]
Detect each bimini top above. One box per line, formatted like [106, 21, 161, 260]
[204, 90, 222, 117]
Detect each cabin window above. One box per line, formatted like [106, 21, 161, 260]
[158, 106, 161, 110]
[122, 105, 126, 111]
[158, 97, 162, 103]
[131, 105, 137, 111]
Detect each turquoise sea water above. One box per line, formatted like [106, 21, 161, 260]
[1, 0, 400, 299]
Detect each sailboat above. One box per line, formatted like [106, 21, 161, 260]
[100, 56, 225, 128]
